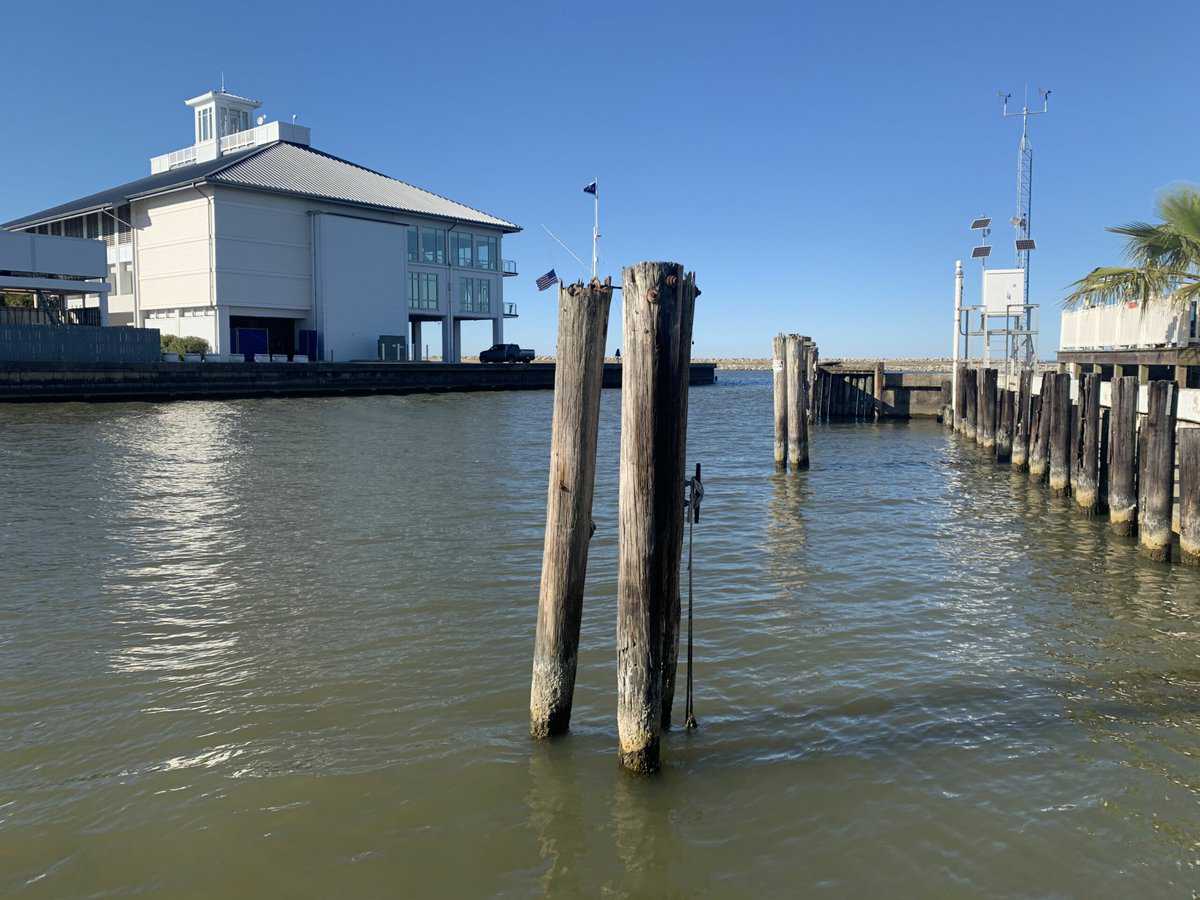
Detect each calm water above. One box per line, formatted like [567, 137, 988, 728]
[4, 371, 1200, 897]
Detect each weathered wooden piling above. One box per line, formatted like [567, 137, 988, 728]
[996, 387, 1014, 462]
[1048, 373, 1072, 496]
[963, 368, 978, 440]
[1012, 370, 1032, 469]
[978, 368, 998, 449]
[1074, 373, 1101, 516]
[530, 278, 614, 739]
[873, 361, 885, 420]
[617, 261, 697, 774]
[1137, 380, 1177, 562]
[1108, 376, 1139, 536]
[1180, 428, 1200, 566]
[1028, 373, 1052, 481]
[785, 335, 809, 469]
[772, 334, 788, 469]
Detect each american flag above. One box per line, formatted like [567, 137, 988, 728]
[536, 269, 558, 291]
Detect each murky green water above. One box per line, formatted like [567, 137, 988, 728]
[4, 372, 1200, 897]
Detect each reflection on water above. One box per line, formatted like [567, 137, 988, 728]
[5, 374, 1200, 896]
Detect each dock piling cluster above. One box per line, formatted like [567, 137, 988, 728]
[949, 366, 1199, 566]
[772, 333, 816, 469]
[529, 262, 700, 776]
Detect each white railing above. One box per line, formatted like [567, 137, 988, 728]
[149, 121, 311, 174]
[1059, 301, 1195, 351]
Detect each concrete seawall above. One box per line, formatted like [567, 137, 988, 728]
[0, 361, 717, 404]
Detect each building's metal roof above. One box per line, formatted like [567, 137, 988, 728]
[0, 145, 266, 229]
[212, 143, 519, 231]
[2, 141, 520, 233]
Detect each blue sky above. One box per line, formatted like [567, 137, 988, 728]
[4, 0, 1198, 358]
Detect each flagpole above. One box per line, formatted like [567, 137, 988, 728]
[592, 178, 599, 280]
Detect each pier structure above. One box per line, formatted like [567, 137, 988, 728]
[945, 365, 1200, 566]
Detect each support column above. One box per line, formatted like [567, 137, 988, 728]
[216, 306, 231, 356]
[441, 315, 453, 363]
[492, 315, 504, 347]
[412, 320, 423, 361]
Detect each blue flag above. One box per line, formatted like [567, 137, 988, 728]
[583, 181, 597, 195]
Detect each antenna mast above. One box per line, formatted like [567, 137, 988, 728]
[1001, 86, 1050, 367]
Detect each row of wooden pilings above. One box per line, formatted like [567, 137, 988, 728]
[949, 366, 1200, 564]
[529, 261, 699, 775]
[811, 362, 886, 423]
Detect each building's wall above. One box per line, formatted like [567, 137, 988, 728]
[133, 191, 213, 315]
[212, 189, 312, 314]
[313, 212, 408, 361]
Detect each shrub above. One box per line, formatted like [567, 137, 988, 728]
[160, 335, 211, 358]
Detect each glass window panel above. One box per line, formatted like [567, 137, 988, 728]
[475, 236, 496, 270]
[407, 227, 418, 263]
[478, 280, 489, 311]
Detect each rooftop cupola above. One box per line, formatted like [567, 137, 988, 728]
[149, 86, 311, 174]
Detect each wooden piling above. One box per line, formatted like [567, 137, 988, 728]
[1180, 428, 1200, 566]
[1108, 375, 1139, 536]
[772, 334, 788, 469]
[1074, 373, 1101, 516]
[617, 261, 697, 773]
[874, 361, 885, 420]
[996, 387, 1013, 462]
[1137, 380, 1176, 562]
[1048, 373, 1072, 496]
[1012, 370, 1031, 469]
[530, 278, 614, 739]
[786, 335, 809, 469]
[1029, 373, 1053, 481]
[979, 368, 998, 449]
[963, 368, 977, 440]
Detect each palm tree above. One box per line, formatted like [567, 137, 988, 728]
[1066, 185, 1200, 309]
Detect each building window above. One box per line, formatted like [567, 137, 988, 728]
[85, 213, 100, 239]
[474, 235, 497, 271]
[453, 232, 473, 268]
[409, 271, 439, 310]
[63, 217, 83, 238]
[407, 226, 418, 263]
[459, 277, 491, 313]
[420, 227, 446, 265]
[197, 108, 213, 142]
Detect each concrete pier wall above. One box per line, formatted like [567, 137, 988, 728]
[0, 361, 717, 404]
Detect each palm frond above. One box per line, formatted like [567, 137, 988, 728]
[1063, 266, 1170, 308]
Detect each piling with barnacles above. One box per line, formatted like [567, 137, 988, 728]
[1180, 428, 1200, 566]
[1108, 375, 1139, 536]
[1074, 373, 1102, 516]
[786, 335, 809, 469]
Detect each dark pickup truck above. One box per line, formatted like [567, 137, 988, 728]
[479, 343, 535, 364]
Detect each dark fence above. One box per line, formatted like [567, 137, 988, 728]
[0, 324, 160, 364]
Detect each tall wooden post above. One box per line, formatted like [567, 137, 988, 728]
[1012, 370, 1032, 469]
[979, 368, 998, 449]
[963, 368, 978, 440]
[1180, 428, 1200, 566]
[1137, 380, 1177, 561]
[1108, 375, 1139, 536]
[772, 334, 788, 469]
[873, 361, 885, 420]
[996, 388, 1014, 462]
[530, 278, 613, 739]
[1074, 373, 1101, 516]
[1029, 373, 1053, 481]
[1048, 373, 1072, 496]
[786, 335, 809, 469]
[617, 261, 697, 773]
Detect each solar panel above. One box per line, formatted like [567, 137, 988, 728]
[970, 217, 992, 230]
[1015, 239, 1036, 252]
[971, 245, 992, 259]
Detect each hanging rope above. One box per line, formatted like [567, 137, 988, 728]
[684, 463, 704, 730]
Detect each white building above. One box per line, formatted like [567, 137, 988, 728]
[1, 88, 520, 361]
[0, 230, 110, 325]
